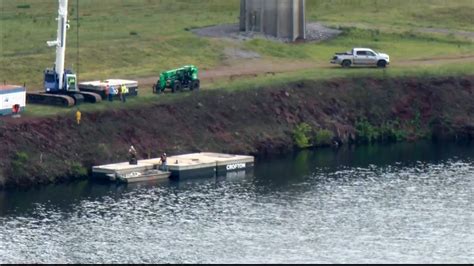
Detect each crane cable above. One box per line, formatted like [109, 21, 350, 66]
[76, 0, 79, 76]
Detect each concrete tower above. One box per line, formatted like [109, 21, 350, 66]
[240, 0, 306, 41]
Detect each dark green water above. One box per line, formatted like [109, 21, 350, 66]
[0, 141, 473, 263]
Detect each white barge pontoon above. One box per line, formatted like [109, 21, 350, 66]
[92, 152, 254, 183]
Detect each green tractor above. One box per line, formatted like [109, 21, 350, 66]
[153, 65, 200, 94]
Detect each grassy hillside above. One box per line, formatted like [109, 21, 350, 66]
[307, 0, 474, 31]
[1, 0, 473, 90]
[1, 0, 239, 87]
[245, 27, 472, 61]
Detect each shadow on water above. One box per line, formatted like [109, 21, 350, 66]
[0, 140, 472, 216]
[0, 169, 255, 216]
[252, 140, 473, 190]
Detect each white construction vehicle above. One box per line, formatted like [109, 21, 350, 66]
[27, 0, 101, 107]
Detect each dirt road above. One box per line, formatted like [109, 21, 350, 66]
[137, 55, 474, 87]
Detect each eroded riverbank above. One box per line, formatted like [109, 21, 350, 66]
[0, 75, 472, 188]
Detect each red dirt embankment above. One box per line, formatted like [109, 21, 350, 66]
[0, 76, 473, 188]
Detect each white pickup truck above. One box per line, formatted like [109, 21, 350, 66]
[331, 48, 390, 68]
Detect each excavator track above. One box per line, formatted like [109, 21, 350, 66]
[77, 91, 102, 103]
[26, 91, 102, 107]
[68, 93, 85, 105]
[26, 92, 75, 107]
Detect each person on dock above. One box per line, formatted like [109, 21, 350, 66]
[109, 85, 116, 102]
[129, 145, 137, 165]
[104, 84, 110, 101]
[160, 152, 168, 171]
[75, 109, 81, 125]
[118, 84, 123, 102]
[120, 84, 128, 103]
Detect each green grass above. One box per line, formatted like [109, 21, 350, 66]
[245, 27, 473, 61]
[207, 62, 474, 92]
[1, 0, 473, 117]
[306, 0, 474, 31]
[1, 0, 472, 86]
[22, 88, 189, 117]
[22, 61, 474, 118]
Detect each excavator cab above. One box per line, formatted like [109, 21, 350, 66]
[43, 69, 78, 93]
[65, 73, 78, 92]
[44, 69, 58, 92]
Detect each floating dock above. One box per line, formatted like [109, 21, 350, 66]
[92, 152, 254, 182]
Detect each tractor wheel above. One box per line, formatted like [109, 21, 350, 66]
[172, 82, 182, 93]
[190, 80, 200, 91]
[342, 60, 352, 68]
[377, 60, 387, 68]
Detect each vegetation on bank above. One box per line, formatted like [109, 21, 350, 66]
[355, 119, 409, 144]
[293, 123, 335, 149]
[292, 119, 411, 150]
[11, 152, 30, 178]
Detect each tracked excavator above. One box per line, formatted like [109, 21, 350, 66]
[26, 0, 101, 107]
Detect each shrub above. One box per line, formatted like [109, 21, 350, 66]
[380, 121, 407, 142]
[293, 123, 313, 149]
[17, 4, 31, 9]
[11, 151, 29, 177]
[355, 118, 379, 144]
[70, 162, 88, 179]
[0, 170, 6, 187]
[410, 110, 422, 131]
[314, 129, 334, 147]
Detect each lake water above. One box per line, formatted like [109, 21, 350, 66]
[0, 141, 472, 263]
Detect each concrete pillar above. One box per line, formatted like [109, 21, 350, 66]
[240, 0, 246, 31]
[239, 0, 306, 41]
[300, 0, 306, 40]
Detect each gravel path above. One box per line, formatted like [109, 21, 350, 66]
[417, 27, 474, 38]
[191, 22, 342, 43]
[192, 22, 474, 42]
